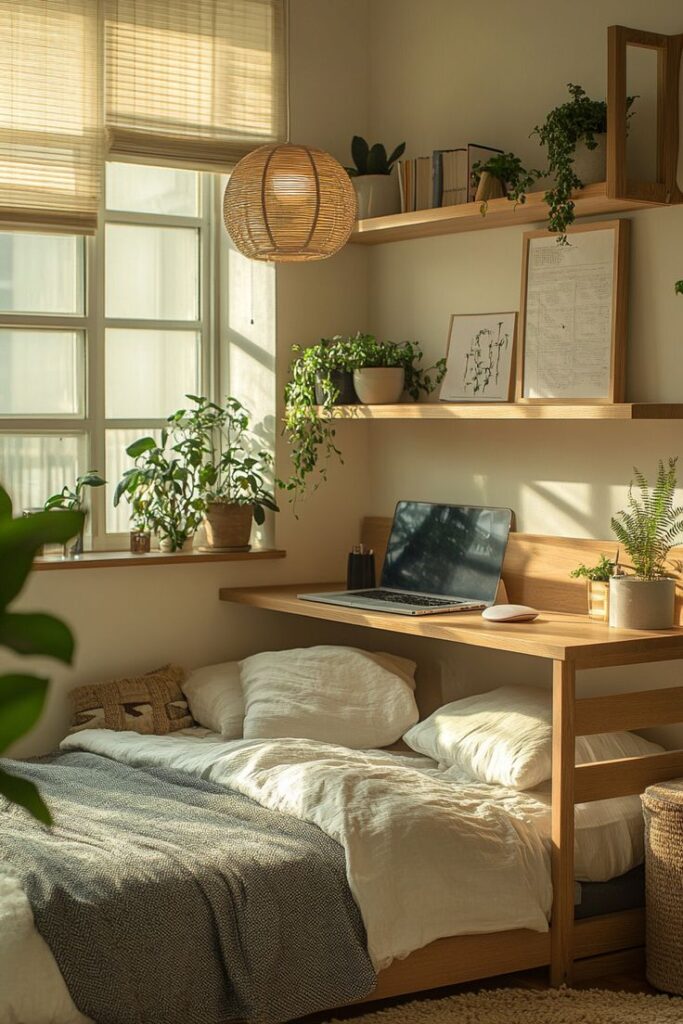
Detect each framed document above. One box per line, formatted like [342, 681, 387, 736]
[516, 220, 629, 403]
[440, 311, 517, 402]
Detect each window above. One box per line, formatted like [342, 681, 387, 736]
[0, 162, 217, 546]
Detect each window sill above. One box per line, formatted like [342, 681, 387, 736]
[33, 548, 286, 571]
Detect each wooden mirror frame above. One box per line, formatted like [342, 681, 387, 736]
[607, 25, 683, 205]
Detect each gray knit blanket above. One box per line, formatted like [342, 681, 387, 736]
[0, 751, 376, 1024]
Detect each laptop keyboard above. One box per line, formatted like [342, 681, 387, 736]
[352, 590, 463, 608]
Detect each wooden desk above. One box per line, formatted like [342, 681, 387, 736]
[219, 527, 683, 998]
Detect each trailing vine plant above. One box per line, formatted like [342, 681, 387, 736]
[533, 83, 636, 243]
[470, 152, 542, 216]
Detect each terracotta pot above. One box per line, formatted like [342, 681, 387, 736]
[609, 577, 676, 630]
[353, 367, 405, 404]
[204, 502, 253, 550]
[352, 172, 400, 219]
[586, 580, 610, 622]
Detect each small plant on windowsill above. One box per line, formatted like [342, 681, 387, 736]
[114, 434, 202, 553]
[169, 395, 278, 551]
[44, 470, 106, 557]
[470, 152, 543, 217]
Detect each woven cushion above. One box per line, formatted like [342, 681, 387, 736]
[69, 664, 192, 735]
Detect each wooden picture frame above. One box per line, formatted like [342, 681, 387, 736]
[441, 311, 517, 403]
[516, 220, 629, 404]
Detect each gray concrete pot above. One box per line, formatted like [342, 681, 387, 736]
[608, 576, 676, 630]
[352, 173, 400, 219]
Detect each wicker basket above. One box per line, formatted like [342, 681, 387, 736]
[642, 779, 683, 993]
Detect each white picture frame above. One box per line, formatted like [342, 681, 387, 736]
[440, 311, 517, 402]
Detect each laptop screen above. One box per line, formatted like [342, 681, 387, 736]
[381, 501, 512, 602]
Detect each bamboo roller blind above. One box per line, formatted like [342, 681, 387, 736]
[0, 0, 286, 233]
[105, 0, 287, 171]
[0, 0, 103, 234]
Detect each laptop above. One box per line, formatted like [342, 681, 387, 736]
[299, 501, 512, 616]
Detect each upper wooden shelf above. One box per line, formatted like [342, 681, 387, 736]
[318, 403, 683, 421]
[349, 182, 659, 245]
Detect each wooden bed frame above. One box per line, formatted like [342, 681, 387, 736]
[220, 522, 683, 1000]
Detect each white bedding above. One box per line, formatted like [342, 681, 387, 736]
[0, 728, 645, 1023]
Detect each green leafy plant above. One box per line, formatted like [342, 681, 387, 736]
[533, 83, 636, 242]
[570, 553, 616, 582]
[610, 458, 683, 580]
[675, 280, 683, 295]
[281, 334, 445, 506]
[345, 136, 406, 176]
[168, 395, 278, 526]
[470, 152, 543, 216]
[114, 432, 203, 552]
[0, 485, 83, 823]
[44, 470, 106, 512]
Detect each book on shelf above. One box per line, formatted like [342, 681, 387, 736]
[399, 143, 503, 213]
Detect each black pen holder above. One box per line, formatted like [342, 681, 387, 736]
[347, 551, 375, 590]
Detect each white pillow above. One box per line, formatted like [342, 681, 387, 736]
[240, 646, 419, 748]
[403, 685, 664, 790]
[182, 661, 244, 738]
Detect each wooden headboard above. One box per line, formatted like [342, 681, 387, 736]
[360, 517, 683, 625]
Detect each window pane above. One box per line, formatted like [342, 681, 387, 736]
[105, 224, 199, 320]
[106, 428, 162, 534]
[106, 163, 199, 217]
[0, 330, 84, 416]
[105, 329, 200, 418]
[0, 233, 84, 315]
[0, 433, 86, 512]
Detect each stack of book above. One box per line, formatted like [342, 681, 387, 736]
[398, 143, 502, 213]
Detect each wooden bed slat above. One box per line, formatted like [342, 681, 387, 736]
[573, 908, 645, 958]
[366, 929, 551, 1002]
[551, 662, 576, 986]
[575, 749, 683, 802]
[572, 946, 645, 983]
[575, 686, 683, 735]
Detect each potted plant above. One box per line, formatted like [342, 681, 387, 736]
[346, 332, 446, 405]
[171, 395, 278, 551]
[112, 459, 154, 552]
[345, 135, 405, 219]
[570, 552, 616, 621]
[281, 333, 444, 507]
[44, 470, 106, 556]
[114, 434, 202, 552]
[470, 152, 542, 216]
[533, 83, 636, 242]
[609, 458, 683, 630]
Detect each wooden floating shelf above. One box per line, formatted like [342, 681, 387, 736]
[317, 403, 683, 421]
[350, 182, 659, 245]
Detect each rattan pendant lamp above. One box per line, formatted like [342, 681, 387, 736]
[222, 3, 356, 262]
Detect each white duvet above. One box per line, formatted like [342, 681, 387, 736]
[0, 729, 644, 1024]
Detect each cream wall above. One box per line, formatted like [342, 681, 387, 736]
[361, 0, 683, 727]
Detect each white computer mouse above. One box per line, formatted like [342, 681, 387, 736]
[482, 604, 540, 623]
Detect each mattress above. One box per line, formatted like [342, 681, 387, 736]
[575, 865, 645, 920]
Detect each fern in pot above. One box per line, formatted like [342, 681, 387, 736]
[609, 458, 683, 630]
[171, 395, 278, 551]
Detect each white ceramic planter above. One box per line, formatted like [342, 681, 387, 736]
[353, 367, 405, 404]
[353, 173, 400, 219]
[158, 535, 194, 553]
[608, 576, 676, 630]
[573, 134, 606, 185]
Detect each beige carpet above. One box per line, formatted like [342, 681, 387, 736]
[324, 987, 683, 1023]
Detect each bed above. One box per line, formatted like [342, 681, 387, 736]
[0, 716, 659, 1024]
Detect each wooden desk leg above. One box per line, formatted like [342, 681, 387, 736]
[550, 659, 576, 987]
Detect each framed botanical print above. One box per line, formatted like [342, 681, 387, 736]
[440, 311, 517, 402]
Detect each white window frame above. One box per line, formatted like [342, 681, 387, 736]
[0, 170, 221, 550]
